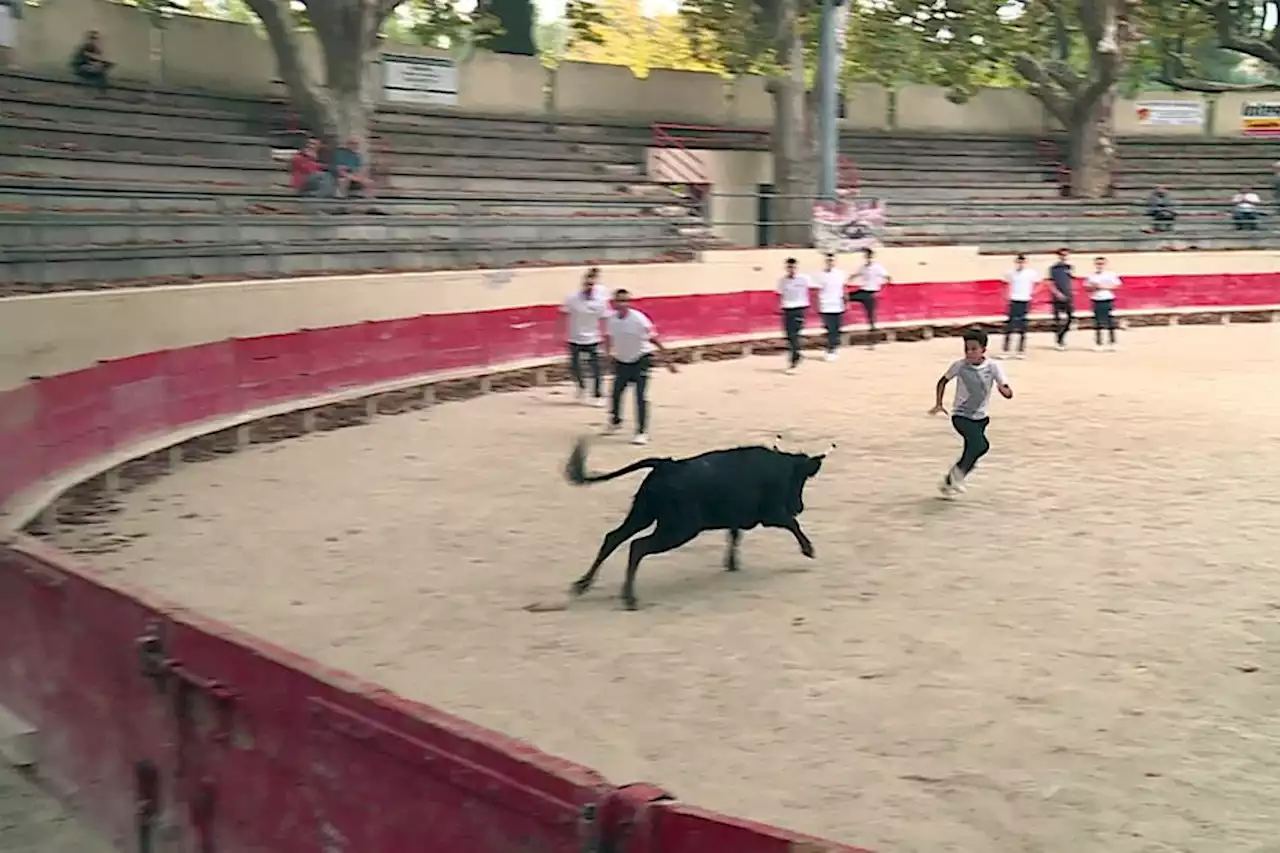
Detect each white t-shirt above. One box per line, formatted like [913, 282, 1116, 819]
[606, 309, 656, 364]
[777, 274, 813, 310]
[814, 269, 846, 314]
[1004, 268, 1040, 302]
[1234, 192, 1260, 210]
[561, 286, 608, 345]
[946, 358, 1009, 421]
[1086, 271, 1121, 301]
[856, 262, 889, 292]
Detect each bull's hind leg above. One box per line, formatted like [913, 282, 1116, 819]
[571, 498, 656, 597]
[724, 529, 742, 572]
[621, 522, 700, 610]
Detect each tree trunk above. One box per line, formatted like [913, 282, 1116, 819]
[1066, 90, 1116, 198]
[242, 0, 389, 154]
[767, 0, 817, 246]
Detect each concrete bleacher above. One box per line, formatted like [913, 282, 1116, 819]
[0, 71, 705, 288]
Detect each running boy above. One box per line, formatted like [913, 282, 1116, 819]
[1084, 255, 1121, 351]
[929, 328, 1013, 497]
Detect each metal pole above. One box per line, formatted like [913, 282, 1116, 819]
[817, 0, 840, 201]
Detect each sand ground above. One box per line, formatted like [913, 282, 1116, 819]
[50, 324, 1280, 853]
[0, 762, 115, 853]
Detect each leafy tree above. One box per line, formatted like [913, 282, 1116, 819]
[1154, 0, 1280, 90]
[549, 0, 718, 75]
[482, 0, 536, 55]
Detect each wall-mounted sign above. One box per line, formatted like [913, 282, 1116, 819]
[1134, 100, 1205, 127]
[382, 53, 458, 106]
[1241, 101, 1280, 136]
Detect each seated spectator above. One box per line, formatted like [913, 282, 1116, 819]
[1232, 187, 1262, 231]
[331, 137, 370, 198]
[1146, 186, 1176, 233]
[71, 30, 113, 94]
[291, 137, 334, 198]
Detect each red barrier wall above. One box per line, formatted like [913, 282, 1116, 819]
[0, 273, 1276, 853]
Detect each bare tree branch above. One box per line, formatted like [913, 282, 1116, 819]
[1013, 55, 1072, 127]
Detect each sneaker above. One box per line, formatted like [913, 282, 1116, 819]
[824, 351, 837, 362]
[1093, 344, 1104, 352]
[938, 476, 957, 499]
[591, 396, 604, 407]
[631, 433, 650, 446]
[784, 366, 797, 375]
[1105, 344, 1118, 352]
[1013, 352, 1026, 360]
[993, 352, 1007, 360]
[574, 387, 584, 402]
[604, 422, 621, 435]
[949, 467, 968, 493]
[1055, 343, 1066, 352]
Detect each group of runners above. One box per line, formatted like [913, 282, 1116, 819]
[559, 248, 1124, 498]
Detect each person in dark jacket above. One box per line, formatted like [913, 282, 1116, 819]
[1047, 248, 1076, 351]
[1146, 186, 1176, 233]
[71, 30, 113, 94]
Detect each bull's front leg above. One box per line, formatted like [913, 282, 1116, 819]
[724, 529, 742, 572]
[767, 516, 815, 559]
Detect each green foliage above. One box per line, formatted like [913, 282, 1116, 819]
[547, 0, 719, 75]
[481, 0, 536, 55]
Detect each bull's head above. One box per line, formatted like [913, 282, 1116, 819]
[786, 443, 833, 515]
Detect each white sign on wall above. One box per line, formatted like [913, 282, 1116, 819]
[382, 53, 458, 106]
[1134, 100, 1205, 127]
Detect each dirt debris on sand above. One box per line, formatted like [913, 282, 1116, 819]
[48, 324, 1280, 853]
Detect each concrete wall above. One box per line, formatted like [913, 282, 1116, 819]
[9, 0, 1253, 136]
[5, 247, 1279, 389]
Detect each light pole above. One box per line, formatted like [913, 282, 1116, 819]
[816, 0, 846, 201]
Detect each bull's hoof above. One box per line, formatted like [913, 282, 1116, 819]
[724, 561, 739, 572]
[801, 544, 816, 559]
[570, 579, 592, 596]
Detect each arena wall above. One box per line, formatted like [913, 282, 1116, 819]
[1, 249, 1279, 852]
[15, 0, 1263, 138]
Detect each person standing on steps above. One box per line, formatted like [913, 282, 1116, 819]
[561, 267, 609, 406]
[1047, 248, 1076, 351]
[777, 256, 815, 374]
[1085, 255, 1122, 352]
[1000, 253, 1040, 359]
[603, 289, 677, 446]
[847, 247, 891, 348]
[814, 253, 848, 361]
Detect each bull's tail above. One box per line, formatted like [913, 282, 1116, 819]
[564, 436, 669, 485]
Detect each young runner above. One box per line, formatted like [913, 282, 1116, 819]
[930, 328, 1014, 498]
[1046, 248, 1075, 351]
[777, 256, 815, 374]
[814, 253, 847, 361]
[1000, 253, 1040, 359]
[561, 267, 608, 405]
[847, 247, 891, 348]
[1084, 255, 1121, 352]
[603, 289, 678, 446]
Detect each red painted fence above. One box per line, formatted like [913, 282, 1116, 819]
[0, 272, 1275, 853]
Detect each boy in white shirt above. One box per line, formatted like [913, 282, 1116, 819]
[847, 247, 891, 347]
[1232, 187, 1262, 231]
[1000, 253, 1041, 359]
[560, 266, 608, 405]
[776, 256, 815, 373]
[930, 328, 1013, 498]
[814, 253, 847, 361]
[1084, 255, 1121, 351]
[603, 288, 677, 446]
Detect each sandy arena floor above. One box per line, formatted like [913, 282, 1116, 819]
[49, 323, 1280, 853]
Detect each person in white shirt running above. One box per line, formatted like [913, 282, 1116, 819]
[561, 267, 608, 405]
[776, 256, 815, 373]
[603, 289, 677, 446]
[847, 247, 891, 347]
[1084, 255, 1121, 351]
[814, 253, 847, 361]
[1000, 253, 1041, 359]
[930, 328, 1013, 498]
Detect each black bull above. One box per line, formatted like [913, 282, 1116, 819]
[563, 437, 829, 610]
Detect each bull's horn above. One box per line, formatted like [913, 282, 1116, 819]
[773, 434, 784, 450]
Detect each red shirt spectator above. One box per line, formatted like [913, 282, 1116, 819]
[290, 138, 333, 196]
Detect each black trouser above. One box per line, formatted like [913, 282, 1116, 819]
[610, 354, 651, 432]
[1092, 298, 1117, 345]
[1051, 299, 1074, 346]
[1151, 210, 1176, 232]
[74, 63, 109, 93]
[820, 311, 844, 352]
[1233, 209, 1260, 231]
[848, 289, 878, 331]
[1003, 300, 1030, 352]
[568, 342, 602, 397]
[951, 415, 991, 477]
[781, 307, 806, 367]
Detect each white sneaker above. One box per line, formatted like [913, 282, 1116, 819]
[824, 351, 837, 362]
[1105, 344, 1118, 352]
[938, 477, 957, 499]
[574, 387, 584, 402]
[591, 396, 604, 407]
[784, 366, 797, 375]
[949, 467, 967, 493]
[993, 352, 1007, 360]
[604, 422, 621, 435]
[631, 433, 650, 446]
[1013, 351, 1026, 360]
[1055, 343, 1066, 352]
[1093, 344, 1104, 352]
